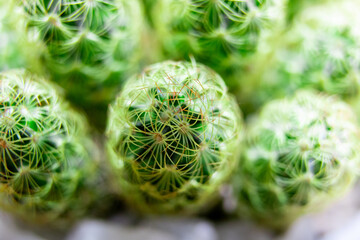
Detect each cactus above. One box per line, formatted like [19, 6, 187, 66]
[0, 70, 98, 225]
[10, 0, 144, 129]
[150, 0, 286, 73]
[234, 91, 360, 229]
[232, 0, 360, 117]
[107, 61, 243, 213]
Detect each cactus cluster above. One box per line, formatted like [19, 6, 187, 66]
[11, 0, 143, 129]
[235, 91, 360, 228]
[0, 70, 97, 224]
[150, 0, 286, 72]
[1, 0, 360, 231]
[107, 61, 243, 213]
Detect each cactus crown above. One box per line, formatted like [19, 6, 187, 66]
[154, 0, 284, 62]
[237, 91, 359, 226]
[107, 61, 242, 211]
[0, 70, 91, 218]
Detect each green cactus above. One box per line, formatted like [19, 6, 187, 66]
[233, 0, 360, 117]
[0, 70, 99, 225]
[107, 61, 243, 213]
[10, 0, 144, 130]
[150, 0, 286, 73]
[234, 91, 360, 229]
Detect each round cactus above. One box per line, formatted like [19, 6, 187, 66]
[10, 0, 144, 129]
[150, 0, 286, 72]
[234, 91, 360, 228]
[107, 61, 243, 213]
[0, 70, 98, 224]
[233, 0, 360, 116]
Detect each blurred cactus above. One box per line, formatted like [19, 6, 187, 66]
[0, 70, 99, 225]
[233, 0, 360, 117]
[10, 0, 144, 130]
[286, 0, 331, 23]
[107, 61, 243, 213]
[150, 0, 286, 73]
[234, 91, 360, 229]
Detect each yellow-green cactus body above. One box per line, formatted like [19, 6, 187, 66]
[107, 61, 243, 213]
[0, 70, 98, 225]
[235, 91, 360, 229]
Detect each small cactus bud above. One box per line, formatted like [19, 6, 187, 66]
[234, 91, 360, 229]
[106, 61, 243, 213]
[0, 70, 98, 225]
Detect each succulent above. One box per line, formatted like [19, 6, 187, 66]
[0, 70, 98, 225]
[107, 61, 243, 213]
[234, 91, 360, 229]
[150, 0, 286, 73]
[233, 0, 360, 117]
[10, 0, 144, 129]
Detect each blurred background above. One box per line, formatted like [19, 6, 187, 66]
[1, 181, 360, 240]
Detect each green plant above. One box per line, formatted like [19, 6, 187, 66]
[232, 0, 360, 117]
[10, 0, 144, 130]
[150, 0, 286, 72]
[107, 61, 243, 213]
[0, 70, 98, 225]
[234, 91, 360, 229]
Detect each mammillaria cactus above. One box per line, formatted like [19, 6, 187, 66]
[233, 0, 360, 116]
[234, 91, 360, 229]
[150, 0, 286, 73]
[107, 61, 243, 213]
[9, 0, 143, 129]
[0, 70, 98, 225]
